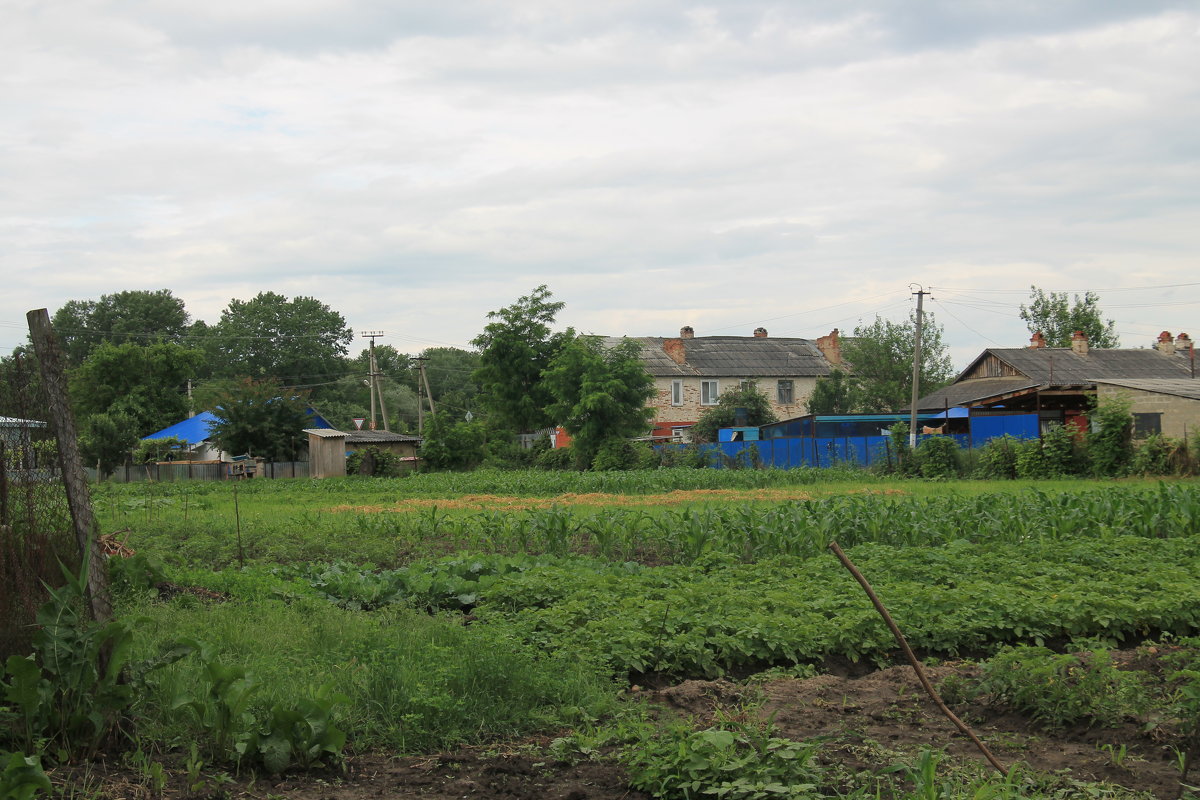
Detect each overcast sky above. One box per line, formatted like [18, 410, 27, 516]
[3, 1, 1198, 369]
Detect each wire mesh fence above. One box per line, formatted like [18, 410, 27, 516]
[0, 351, 80, 659]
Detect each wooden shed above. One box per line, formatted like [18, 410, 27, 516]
[305, 428, 348, 478]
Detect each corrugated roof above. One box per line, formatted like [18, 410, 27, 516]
[304, 428, 347, 439]
[915, 377, 1040, 410]
[345, 430, 422, 444]
[143, 407, 334, 443]
[1093, 378, 1200, 401]
[979, 347, 1192, 384]
[611, 336, 834, 377]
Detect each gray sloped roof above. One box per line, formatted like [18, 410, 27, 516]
[915, 377, 1040, 410]
[978, 347, 1193, 384]
[611, 336, 834, 378]
[1093, 378, 1200, 401]
[345, 430, 422, 444]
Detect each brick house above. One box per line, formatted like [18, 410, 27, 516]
[915, 330, 1198, 436]
[609, 326, 844, 442]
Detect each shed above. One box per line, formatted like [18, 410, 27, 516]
[305, 429, 348, 478]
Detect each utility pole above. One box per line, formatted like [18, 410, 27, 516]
[909, 285, 929, 449]
[362, 331, 389, 431]
[414, 356, 436, 434]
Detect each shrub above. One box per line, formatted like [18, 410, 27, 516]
[1013, 437, 1049, 480]
[1041, 423, 1081, 476]
[346, 446, 404, 477]
[974, 435, 1018, 479]
[915, 435, 959, 479]
[535, 444, 576, 471]
[1131, 433, 1174, 476]
[1087, 398, 1133, 477]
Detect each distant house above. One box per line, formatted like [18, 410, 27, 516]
[305, 428, 423, 478]
[613, 326, 844, 441]
[143, 407, 334, 461]
[915, 331, 1197, 436]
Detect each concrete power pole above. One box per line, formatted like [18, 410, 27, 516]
[908, 286, 929, 448]
[362, 331, 389, 431]
[414, 356, 436, 434]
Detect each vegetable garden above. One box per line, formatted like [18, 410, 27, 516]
[5, 469, 1200, 799]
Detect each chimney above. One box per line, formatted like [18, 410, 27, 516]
[1156, 331, 1176, 356]
[680, 326, 694, 339]
[1177, 332, 1193, 353]
[1071, 330, 1089, 357]
[663, 338, 687, 366]
[753, 327, 768, 338]
[1029, 331, 1046, 349]
[816, 328, 842, 366]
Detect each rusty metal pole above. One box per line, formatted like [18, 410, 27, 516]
[27, 308, 113, 623]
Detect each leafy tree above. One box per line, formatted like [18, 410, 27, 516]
[842, 313, 954, 413]
[419, 411, 486, 471]
[542, 336, 655, 468]
[132, 436, 193, 463]
[207, 379, 309, 461]
[79, 411, 138, 477]
[51, 289, 190, 366]
[806, 368, 860, 415]
[205, 292, 353, 386]
[69, 341, 205, 435]
[1019, 286, 1119, 348]
[689, 383, 778, 444]
[1087, 395, 1133, 477]
[471, 286, 573, 433]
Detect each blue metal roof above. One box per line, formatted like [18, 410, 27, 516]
[143, 407, 333, 443]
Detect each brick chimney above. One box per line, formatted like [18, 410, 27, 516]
[1177, 332, 1193, 353]
[680, 326, 694, 339]
[753, 327, 768, 338]
[1071, 330, 1089, 356]
[816, 328, 842, 366]
[1029, 331, 1046, 349]
[663, 338, 687, 365]
[1156, 331, 1176, 355]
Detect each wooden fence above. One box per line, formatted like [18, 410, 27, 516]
[86, 461, 311, 483]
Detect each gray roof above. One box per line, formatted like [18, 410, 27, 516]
[303, 428, 347, 439]
[612, 336, 834, 378]
[345, 430, 422, 444]
[1093, 378, 1200, 401]
[915, 377, 1040, 410]
[969, 347, 1192, 385]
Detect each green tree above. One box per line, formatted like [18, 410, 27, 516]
[542, 336, 655, 469]
[79, 411, 138, 477]
[471, 286, 573, 433]
[69, 340, 205, 435]
[207, 379, 309, 461]
[205, 292, 353, 386]
[1019, 286, 1119, 348]
[51, 289, 191, 366]
[419, 411, 486, 471]
[689, 383, 778, 444]
[842, 313, 954, 413]
[806, 368, 860, 415]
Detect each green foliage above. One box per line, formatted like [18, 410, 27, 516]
[1020, 286, 1119, 348]
[841, 312, 954, 413]
[79, 411, 138, 477]
[915, 435, 959, 479]
[590, 440, 658, 472]
[419, 411, 486, 471]
[132, 436, 193, 464]
[623, 715, 821, 799]
[1087, 397, 1134, 477]
[1041, 423, 1081, 476]
[1013, 437, 1049, 479]
[690, 384, 778, 445]
[203, 292, 352, 387]
[207, 378, 309, 462]
[51, 289, 190, 367]
[806, 368, 860, 415]
[70, 340, 205, 436]
[535, 443, 576, 471]
[974, 645, 1148, 729]
[346, 446, 405, 477]
[471, 285, 573, 433]
[974, 436, 1018, 479]
[543, 336, 655, 468]
[884, 422, 916, 476]
[0, 751, 52, 800]
[1131, 433, 1174, 476]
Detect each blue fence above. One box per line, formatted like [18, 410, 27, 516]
[694, 414, 1038, 469]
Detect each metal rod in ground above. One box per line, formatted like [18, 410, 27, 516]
[827, 540, 1008, 776]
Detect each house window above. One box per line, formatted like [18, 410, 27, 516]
[777, 380, 794, 405]
[671, 380, 683, 406]
[701, 380, 720, 405]
[671, 426, 691, 442]
[1133, 413, 1162, 437]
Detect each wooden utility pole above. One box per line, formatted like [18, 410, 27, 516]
[27, 308, 112, 623]
[362, 331, 389, 431]
[417, 357, 436, 415]
[908, 285, 929, 449]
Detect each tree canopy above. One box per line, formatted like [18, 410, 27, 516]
[471, 285, 573, 433]
[841, 313, 954, 412]
[205, 292, 353, 385]
[1019, 286, 1119, 348]
[807, 368, 861, 415]
[689, 383, 778, 444]
[51, 289, 191, 366]
[69, 340, 205, 435]
[207, 378, 309, 462]
[542, 336, 654, 467]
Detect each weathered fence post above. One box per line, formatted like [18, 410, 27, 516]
[27, 308, 113, 623]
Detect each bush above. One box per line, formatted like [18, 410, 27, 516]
[974, 435, 1018, 479]
[535, 444, 576, 471]
[915, 435, 959, 479]
[1131, 433, 1174, 476]
[1041, 423, 1082, 476]
[1087, 398, 1133, 477]
[347, 446, 404, 477]
[657, 443, 711, 469]
[1013, 437, 1049, 480]
[591, 439, 651, 472]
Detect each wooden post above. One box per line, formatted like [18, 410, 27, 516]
[27, 308, 113, 623]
